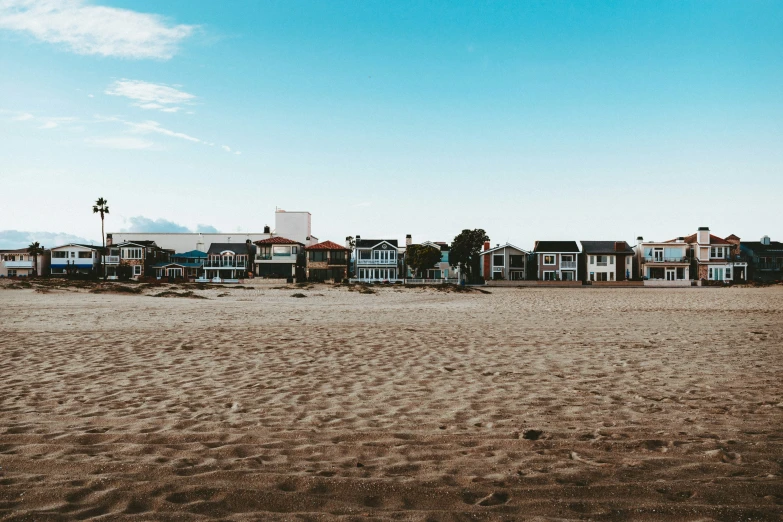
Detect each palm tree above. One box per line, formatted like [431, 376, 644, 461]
[27, 241, 45, 277]
[93, 198, 109, 279]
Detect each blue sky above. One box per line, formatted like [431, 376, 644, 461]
[1, 0, 781, 250]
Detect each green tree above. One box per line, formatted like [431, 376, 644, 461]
[27, 241, 45, 277]
[92, 197, 109, 279]
[406, 244, 442, 278]
[449, 229, 489, 284]
[345, 236, 356, 276]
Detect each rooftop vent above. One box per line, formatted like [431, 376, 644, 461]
[761, 235, 771, 245]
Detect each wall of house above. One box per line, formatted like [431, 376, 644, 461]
[50, 246, 98, 274]
[487, 248, 527, 280]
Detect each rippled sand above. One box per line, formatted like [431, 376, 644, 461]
[1, 282, 781, 520]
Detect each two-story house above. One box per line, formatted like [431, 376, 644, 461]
[480, 242, 528, 281]
[741, 235, 783, 282]
[404, 237, 459, 281]
[635, 236, 690, 284]
[253, 236, 304, 279]
[675, 227, 747, 282]
[50, 243, 101, 277]
[152, 250, 207, 281]
[1, 248, 50, 277]
[353, 236, 400, 282]
[305, 240, 350, 282]
[533, 241, 580, 281]
[203, 242, 255, 282]
[579, 241, 635, 282]
[103, 240, 171, 280]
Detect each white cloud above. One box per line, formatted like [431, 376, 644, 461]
[234, 151, 241, 155]
[221, 145, 231, 152]
[86, 136, 157, 150]
[39, 121, 58, 129]
[125, 119, 201, 143]
[0, 0, 195, 59]
[12, 112, 33, 121]
[105, 79, 196, 112]
[353, 202, 371, 208]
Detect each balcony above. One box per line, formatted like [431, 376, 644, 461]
[4, 260, 34, 269]
[356, 258, 397, 265]
[328, 258, 347, 265]
[256, 255, 273, 261]
[560, 261, 576, 269]
[204, 260, 247, 268]
[102, 256, 120, 264]
[644, 256, 689, 263]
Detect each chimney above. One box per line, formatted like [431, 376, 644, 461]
[406, 234, 412, 247]
[106, 233, 113, 246]
[677, 236, 685, 243]
[636, 236, 643, 242]
[355, 235, 361, 242]
[761, 235, 771, 246]
[263, 225, 270, 234]
[614, 241, 624, 252]
[483, 241, 490, 251]
[698, 226, 710, 245]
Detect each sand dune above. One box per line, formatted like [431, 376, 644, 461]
[1, 282, 781, 520]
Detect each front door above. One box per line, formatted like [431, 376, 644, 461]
[666, 269, 676, 281]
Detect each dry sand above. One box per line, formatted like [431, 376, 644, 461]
[0, 281, 781, 521]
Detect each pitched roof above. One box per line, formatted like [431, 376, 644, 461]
[533, 241, 580, 253]
[51, 243, 99, 250]
[174, 250, 207, 258]
[355, 238, 398, 249]
[114, 240, 158, 247]
[152, 261, 203, 268]
[741, 241, 783, 253]
[254, 236, 303, 245]
[579, 241, 634, 254]
[479, 243, 529, 255]
[0, 247, 34, 254]
[305, 240, 349, 251]
[725, 234, 740, 240]
[666, 233, 730, 245]
[207, 243, 256, 255]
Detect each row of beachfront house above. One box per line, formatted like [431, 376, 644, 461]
[3, 221, 782, 284]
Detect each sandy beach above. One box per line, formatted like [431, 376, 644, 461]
[0, 281, 781, 521]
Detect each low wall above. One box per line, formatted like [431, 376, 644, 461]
[486, 280, 583, 287]
[590, 281, 645, 288]
[643, 279, 693, 287]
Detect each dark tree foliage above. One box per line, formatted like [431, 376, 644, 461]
[406, 244, 443, 278]
[449, 229, 489, 283]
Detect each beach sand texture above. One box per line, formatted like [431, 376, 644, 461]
[1, 282, 781, 520]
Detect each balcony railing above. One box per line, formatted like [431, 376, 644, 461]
[560, 261, 576, 268]
[596, 262, 608, 266]
[4, 260, 34, 269]
[328, 258, 347, 265]
[644, 256, 689, 263]
[757, 263, 783, 270]
[356, 258, 397, 265]
[102, 256, 120, 264]
[203, 260, 247, 268]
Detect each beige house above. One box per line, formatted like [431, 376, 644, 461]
[1, 248, 50, 277]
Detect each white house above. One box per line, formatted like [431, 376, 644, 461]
[635, 237, 690, 285]
[353, 237, 400, 282]
[50, 243, 100, 276]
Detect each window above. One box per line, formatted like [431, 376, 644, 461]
[359, 250, 371, 259]
[78, 251, 92, 259]
[123, 248, 142, 259]
[492, 255, 504, 267]
[609, 272, 614, 281]
[53, 251, 68, 258]
[589, 256, 594, 264]
[509, 255, 524, 268]
[70, 252, 75, 258]
[543, 271, 556, 280]
[309, 251, 327, 262]
[725, 267, 731, 279]
[609, 256, 614, 265]
[133, 265, 142, 276]
[708, 267, 713, 279]
[562, 255, 574, 262]
[8, 269, 17, 277]
[331, 250, 346, 262]
[292, 246, 298, 255]
[272, 246, 290, 256]
[543, 255, 555, 265]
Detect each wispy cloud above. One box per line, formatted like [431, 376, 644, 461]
[126, 119, 201, 143]
[0, 229, 95, 249]
[353, 202, 372, 208]
[0, 0, 195, 60]
[85, 136, 158, 150]
[122, 216, 219, 234]
[12, 112, 33, 121]
[105, 79, 196, 112]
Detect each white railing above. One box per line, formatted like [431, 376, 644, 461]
[404, 278, 460, 284]
[5, 260, 34, 268]
[349, 278, 402, 283]
[560, 261, 577, 268]
[355, 258, 397, 265]
[102, 256, 120, 264]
